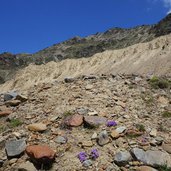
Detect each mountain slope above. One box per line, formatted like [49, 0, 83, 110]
[0, 14, 171, 83]
[1, 34, 171, 91]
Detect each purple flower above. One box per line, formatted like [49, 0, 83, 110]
[90, 149, 99, 160]
[107, 120, 117, 127]
[78, 152, 87, 162]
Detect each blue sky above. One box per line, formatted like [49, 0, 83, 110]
[0, 0, 170, 54]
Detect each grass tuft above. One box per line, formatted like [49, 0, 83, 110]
[9, 118, 23, 128]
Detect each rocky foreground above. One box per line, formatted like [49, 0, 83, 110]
[0, 74, 171, 171]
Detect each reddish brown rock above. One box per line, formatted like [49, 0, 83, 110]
[64, 114, 83, 127]
[26, 145, 55, 162]
[126, 129, 143, 137]
[0, 110, 12, 117]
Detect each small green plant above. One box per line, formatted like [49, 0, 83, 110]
[0, 125, 7, 133]
[9, 118, 23, 128]
[158, 164, 171, 171]
[141, 94, 154, 106]
[149, 76, 170, 89]
[135, 124, 146, 132]
[63, 111, 73, 117]
[162, 111, 171, 118]
[158, 124, 167, 132]
[126, 134, 140, 139]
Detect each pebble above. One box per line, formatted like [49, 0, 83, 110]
[5, 139, 26, 158]
[26, 145, 56, 163]
[84, 116, 107, 128]
[18, 161, 37, 171]
[81, 141, 93, 147]
[115, 126, 127, 134]
[111, 130, 120, 139]
[136, 166, 158, 171]
[114, 150, 132, 166]
[149, 128, 157, 137]
[28, 123, 47, 132]
[91, 132, 98, 140]
[5, 100, 21, 106]
[64, 114, 83, 127]
[97, 130, 109, 146]
[82, 159, 93, 167]
[88, 111, 98, 116]
[55, 136, 67, 144]
[15, 94, 28, 102]
[4, 92, 18, 101]
[0, 110, 12, 117]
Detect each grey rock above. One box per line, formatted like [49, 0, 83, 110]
[64, 77, 75, 83]
[0, 160, 3, 167]
[4, 92, 18, 101]
[155, 137, 164, 145]
[55, 136, 67, 144]
[84, 116, 107, 128]
[18, 161, 37, 171]
[114, 151, 132, 166]
[76, 108, 88, 115]
[98, 130, 109, 146]
[131, 148, 171, 167]
[82, 160, 93, 167]
[115, 126, 127, 134]
[5, 139, 26, 158]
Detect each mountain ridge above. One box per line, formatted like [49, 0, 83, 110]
[0, 13, 171, 83]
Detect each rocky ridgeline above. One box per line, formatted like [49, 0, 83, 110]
[0, 14, 171, 84]
[0, 74, 171, 171]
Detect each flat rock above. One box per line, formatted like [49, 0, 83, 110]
[81, 141, 93, 147]
[76, 108, 88, 115]
[26, 145, 55, 163]
[136, 166, 158, 171]
[111, 130, 120, 139]
[5, 139, 26, 158]
[64, 114, 83, 127]
[5, 100, 21, 107]
[131, 148, 171, 167]
[97, 130, 109, 146]
[64, 77, 75, 83]
[18, 161, 37, 171]
[115, 126, 127, 134]
[55, 136, 67, 144]
[4, 92, 18, 101]
[0, 110, 12, 117]
[85, 84, 93, 90]
[88, 111, 98, 116]
[28, 123, 47, 132]
[114, 150, 132, 166]
[15, 94, 28, 102]
[149, 128, 157, 137]
[84, 116, 107, 128]
[82, 160, 93, 167]
[91, 132, 98, 140]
